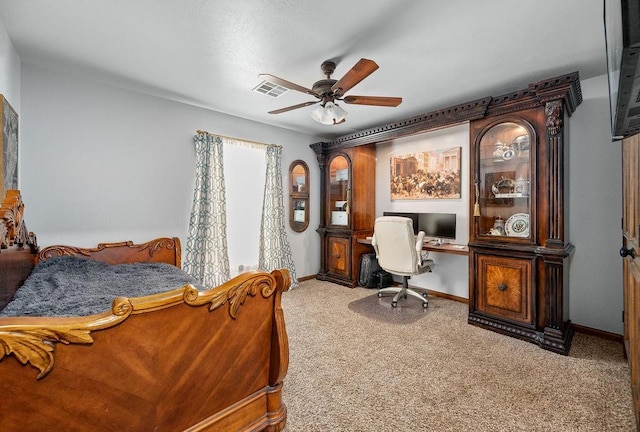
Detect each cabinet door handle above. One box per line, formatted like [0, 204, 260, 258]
[335, 254, 341, 259]
[498, 283, 507, 292]
[620, 246, 636, 259]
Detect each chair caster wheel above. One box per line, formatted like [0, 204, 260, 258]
[391, 301, 397, 308]
[422, 292, 428, 298]
[422, 302, 428, 308]
[377, 292, 383, 298]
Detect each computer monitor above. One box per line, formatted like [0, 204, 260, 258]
[418, 213, 457, 243]
[382, 212, 419, 234]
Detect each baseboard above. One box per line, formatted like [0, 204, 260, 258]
[572, 323, 624, 344]
[297, 274, 317, 282]
[420, 288, 468, 304]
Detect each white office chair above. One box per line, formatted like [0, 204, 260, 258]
[371, 216, 434, 308]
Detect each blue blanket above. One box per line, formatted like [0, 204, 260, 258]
[0, 256, 203, 317]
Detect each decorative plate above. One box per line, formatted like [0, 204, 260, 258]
[505, 213, 530, 237]
[512, 135, 530, 152]
[502, 148, 515, 160]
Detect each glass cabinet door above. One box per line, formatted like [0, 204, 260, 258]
[328, 154, 350, 226]
[289, 160, 309, 232]
[475, 121, 534, 240]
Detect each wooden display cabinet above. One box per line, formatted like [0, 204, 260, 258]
[468, 73, 582, 354]
[311, 143, 376, 287]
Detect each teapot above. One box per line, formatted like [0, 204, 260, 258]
[493, 141, 505, 159]
[492, 215, 505, 235]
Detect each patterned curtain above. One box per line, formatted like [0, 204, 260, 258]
[184, 132, 230, 286]
[259, 145, 298, 288]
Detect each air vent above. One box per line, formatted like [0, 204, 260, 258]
[253, 81, 289, 98]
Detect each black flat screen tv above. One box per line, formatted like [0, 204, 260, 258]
[605, 0, 640, 139]
[418, 213, 457, 242]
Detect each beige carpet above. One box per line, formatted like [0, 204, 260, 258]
[280, 279, 636, 432]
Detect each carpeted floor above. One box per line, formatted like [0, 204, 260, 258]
[280, 279, 636, 432]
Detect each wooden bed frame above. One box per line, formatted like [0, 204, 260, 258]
[0, 191, 290, 431]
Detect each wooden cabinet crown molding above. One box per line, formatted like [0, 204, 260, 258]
[310, 71, 582, 153]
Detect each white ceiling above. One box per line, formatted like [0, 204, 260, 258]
[0, 0, 607, 140]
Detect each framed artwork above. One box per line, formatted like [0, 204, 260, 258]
[390, 146, 461, 200]
[0, 95, 18, 198]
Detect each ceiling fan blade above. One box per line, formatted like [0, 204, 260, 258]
[258, 74, 318, 97]
[268, 100, 319, 114]
[331, 58, 379, 96]
[343, 95, 402, 107]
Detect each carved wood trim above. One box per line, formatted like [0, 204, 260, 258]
[38, 237, 181, 266]
[0, 189, 23, 247]
[313, 98, 492, 152]
[545, 100, 565, 246]
[138, 237, 182, 266]
[528, 72, 583, 116]
[0, 269, 290, 379]
[311, 72, 581, 153]
[468, 314, 542, 342]
[0, 190, 38, 252]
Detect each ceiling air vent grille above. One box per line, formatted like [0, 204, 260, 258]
[253, 81, 289, 98]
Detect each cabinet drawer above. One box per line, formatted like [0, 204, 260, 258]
[327, 236, 351, 278]
[476, 254, 533, 325]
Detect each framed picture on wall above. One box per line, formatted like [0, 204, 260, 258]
[390, 146, 461, 200]
[0, 95, 18, 198]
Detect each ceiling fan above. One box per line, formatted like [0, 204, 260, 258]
[259, 58, 402, 125]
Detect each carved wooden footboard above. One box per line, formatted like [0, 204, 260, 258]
[0, 191, 290, 432]
[0, 267, 290, 432]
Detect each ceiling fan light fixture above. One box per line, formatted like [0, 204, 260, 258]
[310, 101, 347, 125]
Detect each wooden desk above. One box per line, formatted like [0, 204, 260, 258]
[357, 238, 469, 256]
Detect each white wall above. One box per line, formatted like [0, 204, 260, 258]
[19, 64, 322, 279]
[568, 74, 623, 335]
[375, 123, 470, 299]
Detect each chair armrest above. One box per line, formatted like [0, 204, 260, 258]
[415, 231, 425, 256]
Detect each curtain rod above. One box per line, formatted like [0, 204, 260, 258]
[196, 130, 281, 148]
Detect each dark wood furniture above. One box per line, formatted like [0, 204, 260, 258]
[467, 74, 582, 355]
[621, 133, 640, 425]
[0, 190, 38, 310]
[0, 191, 290, 432]
[310, 72, 581, 355]
[312, 144, 376, 287]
